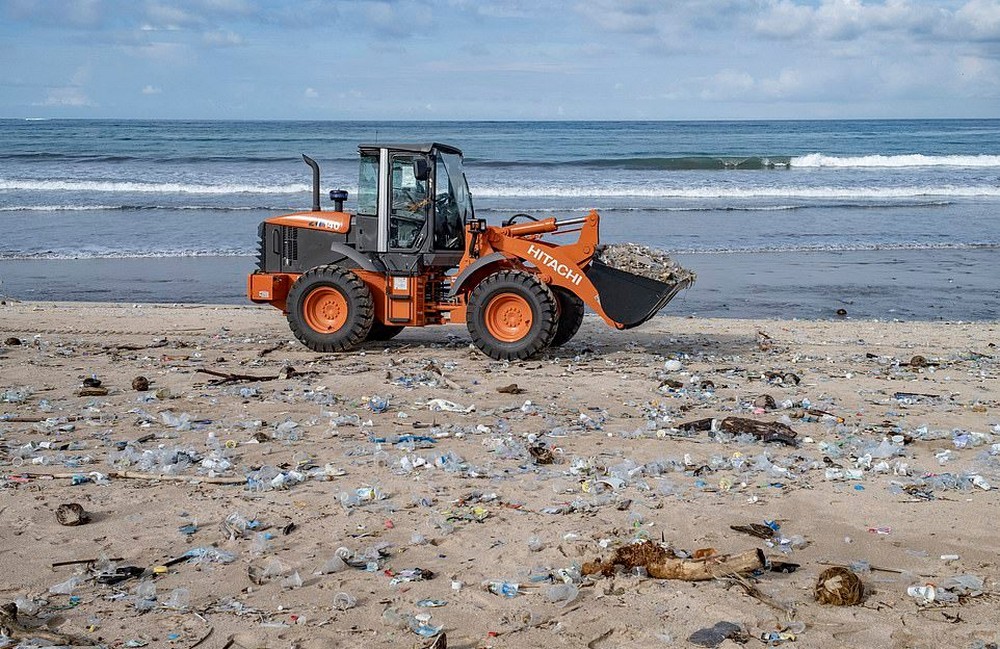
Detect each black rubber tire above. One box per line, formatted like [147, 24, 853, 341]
[367, 322, 405, 341]
[550, 287, 585, 347]
[466, 270, 558, 361]
[286, 265, 373, 352]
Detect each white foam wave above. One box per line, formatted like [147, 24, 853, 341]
[0, 205, 287, 212]
[791, 153, 1000, 168]
[0, 179, 310, 194]
[0, 205, 124, 212]
[672, 242, 1000, 255]
[472, 185, 1000, 199]
[3, 242, 997, 260]
[0, 249, 253, 260]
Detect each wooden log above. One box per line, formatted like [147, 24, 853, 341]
[719, 417, 797, 446]
[17, 471, 246, 485]
[646, 548, 766, 581]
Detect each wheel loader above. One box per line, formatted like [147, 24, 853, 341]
[247, 143, 691, 360]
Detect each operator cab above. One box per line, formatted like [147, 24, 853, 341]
[355, 142, 473, 272]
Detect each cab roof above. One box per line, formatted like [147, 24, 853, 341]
[358, 142, 463, 157]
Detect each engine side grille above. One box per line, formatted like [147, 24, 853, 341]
[282, 226, 298, 264]
[256, 222, 266, 271]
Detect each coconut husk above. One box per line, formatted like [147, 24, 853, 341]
[594, 243, 696, 287]
[55, 503, 89, 526]
[814, 566, 864, 605]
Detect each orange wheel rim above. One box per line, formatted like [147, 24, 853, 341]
[484, 293, 532, 343]
[302, 287, 348, 333]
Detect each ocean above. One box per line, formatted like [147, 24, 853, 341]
[1, 119, 998, 319]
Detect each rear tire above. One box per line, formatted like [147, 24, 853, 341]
[467, 270, 557, 361]
[551, 287, 585, 347]
[367, 322, 405, 341]
[286, 265, 373, 352]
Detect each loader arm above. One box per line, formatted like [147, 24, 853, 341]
[454, 209, 690, 329]
[482, 211, 624, 329]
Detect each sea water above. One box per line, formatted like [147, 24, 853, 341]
[1, 119, 998, 318]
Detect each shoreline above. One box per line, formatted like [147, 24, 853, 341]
[2, 245, 998, 320]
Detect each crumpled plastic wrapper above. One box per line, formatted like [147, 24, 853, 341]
[595, 243, 696, 287]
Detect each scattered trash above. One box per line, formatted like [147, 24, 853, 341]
[484, 580, 519, 598]
[426, 398, 475, 414]
[131, 376, 150, 391]
[687, 621, 746, 648]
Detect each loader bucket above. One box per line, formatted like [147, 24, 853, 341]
[585, 259, 691, 329]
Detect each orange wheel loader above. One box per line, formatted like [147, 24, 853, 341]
[247, 143, 691, 360]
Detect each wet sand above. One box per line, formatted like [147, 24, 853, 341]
[1, 246, 998, 319]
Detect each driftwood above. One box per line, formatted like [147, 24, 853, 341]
[197, 366, 320, 385]
[196, 368, 278, 384]
[52, 557, 124, 568]
[719, 417, 798, 446]
[674, 417, 798, 445]
[646, 549, 765, 580]
[582, 541, 765, 581]
[723, 573, 797, 616]
[20, 471, 246, 485]
[677, 417, 714, 432]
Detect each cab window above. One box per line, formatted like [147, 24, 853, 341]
[389, 155, 429, 249]
[434, 157, 464, 250]
[357, 154, 378, 216]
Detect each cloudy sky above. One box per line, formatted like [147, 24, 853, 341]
[1, 0, 999, 120]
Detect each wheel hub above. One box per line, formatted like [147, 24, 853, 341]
[485, 294, 532, 343]
[303, 287, 348, 333]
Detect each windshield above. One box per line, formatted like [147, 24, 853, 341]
[439, 152, 474, 222]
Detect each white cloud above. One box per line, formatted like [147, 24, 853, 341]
[36, 87, 94, 107]
[202, 29, 244, 47]
[955, 0, 1000, 40]
[142, 85, 163, 95]
[304, 87, 318, 98]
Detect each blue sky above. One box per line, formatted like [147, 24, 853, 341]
[1, 0, 999, 120]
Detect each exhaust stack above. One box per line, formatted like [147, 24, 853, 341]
[302, 154, 321, 212]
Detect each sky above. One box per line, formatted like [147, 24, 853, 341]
[1, 0, 999, 120]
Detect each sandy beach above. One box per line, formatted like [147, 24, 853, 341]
[2, 301, 999, 648]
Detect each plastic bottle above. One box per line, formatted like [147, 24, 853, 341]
[333, 592, 357, 610]
[162, 588, 190, 610]
[48, 576, 84, 595]
[544, 583, 579, 607]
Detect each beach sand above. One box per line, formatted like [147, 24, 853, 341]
[1, 302, 998, 648]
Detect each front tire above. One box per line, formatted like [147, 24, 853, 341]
[550, 287, 585, 347]
[286, 265, 373, 352]
[467, 270, 557, 360]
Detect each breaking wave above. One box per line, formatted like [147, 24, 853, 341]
[472, 185, 1000, 199]
[791, 153, 1000, 168]
[0, 179, 310, 194]
[671, 242, 1000, 255]
[4, 241, 997, 260]
[0, 204, 289, 212]
[473, 153, 1000, 170]
[0, 248, 253, 260]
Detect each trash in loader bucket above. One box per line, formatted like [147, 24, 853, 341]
[595, 243, 697, 287]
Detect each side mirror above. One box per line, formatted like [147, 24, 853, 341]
[413, 158, 430, 181]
